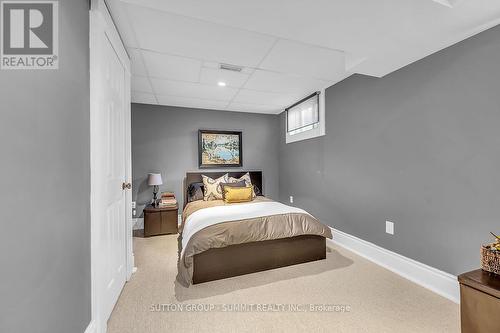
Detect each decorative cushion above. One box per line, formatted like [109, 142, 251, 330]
[253, 184, 262, 196]
[220, 180, 246, 200]
[187, 182, 204, 202]
[223, 186, 254, 203]
[202, 174, 228, 201]
[228, 172, 256, 198]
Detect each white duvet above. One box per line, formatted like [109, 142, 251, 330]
[181, 201, 313, 258]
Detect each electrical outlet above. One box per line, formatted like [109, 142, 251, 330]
[132, 201, 136, 209]
[289, 196, 294, 204]
[386, 221, 394, 235]
[132, 209, 137, 217]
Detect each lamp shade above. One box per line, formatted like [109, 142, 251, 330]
[147, 173, 163, 186]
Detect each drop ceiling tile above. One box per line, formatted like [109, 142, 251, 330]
[142, 50, 202, 82]
[227, 102, 282, 114]
[132, 91, 157, 105]
[127, 48, 147, 76]
[260, 39, 345, 80]
[151, 78, 238, 101]
[132, 76, 153, 93]
[244, 69, 332, 94]
[113, 0, 500, 92]
[202, 61, 220, 69]
[199, 67, 250, 88]
[125, 4, 276, 67]
[156, 95, 228, 110]
[233, 89, 299, 107]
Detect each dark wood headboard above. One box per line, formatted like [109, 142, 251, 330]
[184, 171, 263, 208]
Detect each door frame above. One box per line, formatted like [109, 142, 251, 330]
[89, 1, 133, 332]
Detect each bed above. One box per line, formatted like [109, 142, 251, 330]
[177, 171, 332, 285]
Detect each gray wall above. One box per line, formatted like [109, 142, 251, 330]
[279, 24, 500, 276]
[132, 104, 280, 216]
[0, 2, 90, 333]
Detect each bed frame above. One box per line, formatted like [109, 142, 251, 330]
[183, 171, 327, 284]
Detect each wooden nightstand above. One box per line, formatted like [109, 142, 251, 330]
[458, 269, 500, 332]
[143, 204, 178, 237]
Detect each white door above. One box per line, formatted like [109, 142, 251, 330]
[90, 1, 132, 332]
[100, 35, 127, 320]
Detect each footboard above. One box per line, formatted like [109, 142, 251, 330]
[192, 235, 326, 284]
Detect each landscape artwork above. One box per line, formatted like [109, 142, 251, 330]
[198, 130, 243, 168]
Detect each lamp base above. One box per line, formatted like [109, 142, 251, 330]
[152, 185, 159, 207]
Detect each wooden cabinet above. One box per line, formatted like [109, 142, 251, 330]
[458, 269, 500, 333]
[143, 204, 178, 237]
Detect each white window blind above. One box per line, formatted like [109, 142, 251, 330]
[286, 92, 320, 135]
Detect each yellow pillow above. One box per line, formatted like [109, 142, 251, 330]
[223, 186, 253, 203]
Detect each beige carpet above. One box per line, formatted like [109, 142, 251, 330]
[107, 235, 460, 333]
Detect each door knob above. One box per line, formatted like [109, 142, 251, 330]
[122, 182, 132, 190]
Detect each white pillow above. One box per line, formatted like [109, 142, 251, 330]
[202, 174, 228, 201]
[228, 172, 256, 198]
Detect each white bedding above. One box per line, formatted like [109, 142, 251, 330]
[181, 201, 313, 258]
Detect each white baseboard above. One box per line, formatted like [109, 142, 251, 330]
[84, 320, 96, 333]
[133, 218, 144, 230]
[328, 227, 460, 303]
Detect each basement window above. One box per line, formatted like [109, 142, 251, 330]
[285, 90, 325, 144]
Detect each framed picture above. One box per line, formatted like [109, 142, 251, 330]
[198, 130, 243, 168]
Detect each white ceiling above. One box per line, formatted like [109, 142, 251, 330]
[107, 0, 500, 114]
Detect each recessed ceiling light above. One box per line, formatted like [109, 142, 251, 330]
[218, 81, 226, 87]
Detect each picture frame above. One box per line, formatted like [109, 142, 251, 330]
[198, 130, 243, 168]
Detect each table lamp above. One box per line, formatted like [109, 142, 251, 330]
[147, 173, 163, 207]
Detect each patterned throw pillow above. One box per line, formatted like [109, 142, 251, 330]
[202, 174, 228, 201]
[228, 172, 256, 198]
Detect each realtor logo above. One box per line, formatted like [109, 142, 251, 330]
[1, 1, 58, 69]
